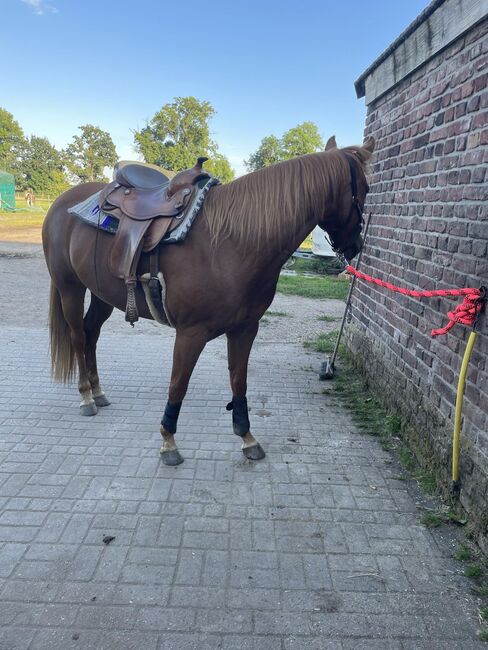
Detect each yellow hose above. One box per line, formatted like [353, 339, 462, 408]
[452, 330, 477, 487]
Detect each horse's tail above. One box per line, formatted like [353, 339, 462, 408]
[48, 282, 76, 383]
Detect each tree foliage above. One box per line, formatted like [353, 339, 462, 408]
[204, 154, 234, 185]
[245, 121, 324, 172]
[245, 135, 282, 172]
[0, 107, 27, 179]
[64, 124, 118, 183]
[281, 122, 323, 159]
[134, 96, 234, 182]
[19, 136, 68, 195]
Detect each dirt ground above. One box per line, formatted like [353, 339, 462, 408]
[0, 242, 345, 344]
[0, 225, 43, 243]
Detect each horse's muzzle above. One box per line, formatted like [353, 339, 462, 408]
[343, 234, 363, 262]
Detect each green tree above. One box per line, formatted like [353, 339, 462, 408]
[134, 96, 234, 182]
[205, 154, 234, 184]
[19, 136, 68, 195]
[245, 135, 282, 172]
[0, 108, 28, 179]
[64, 124, 118, 183]
[245, 121, 324, 172]
[281, 121, 324, 159]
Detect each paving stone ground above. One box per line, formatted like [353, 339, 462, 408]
[0, 245, 484, 649]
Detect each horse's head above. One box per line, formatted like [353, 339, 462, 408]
[318, 136, 374, 262]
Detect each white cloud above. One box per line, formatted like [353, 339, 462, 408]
[21, 0, 58, 15]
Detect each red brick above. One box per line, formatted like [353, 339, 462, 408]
[472, 167, 486, 183]
[467, 94, 481, 112]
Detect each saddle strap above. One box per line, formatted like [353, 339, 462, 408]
[148, 249, 165, 320]
[139, 249, 174, 327]
[150, 249, 173, 327]
[108, 217, 152, 324]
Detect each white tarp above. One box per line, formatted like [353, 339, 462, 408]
[311, 226, 334, 257]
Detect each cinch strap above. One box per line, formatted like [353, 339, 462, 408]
[161, 401, 182, 434]
[226, 396, 250, 437]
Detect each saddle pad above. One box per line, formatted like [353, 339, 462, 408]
[164, 176, 219, 243]
[68, 176, 220, 243]
[68, 191, 119, 234]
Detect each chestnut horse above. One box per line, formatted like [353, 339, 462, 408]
[42, 136, 373, 465]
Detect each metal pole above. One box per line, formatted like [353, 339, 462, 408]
[320, 212, 372, 379]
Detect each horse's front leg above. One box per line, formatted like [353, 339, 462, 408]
[226, 321, 265, 461]
[160, 330, 207, 466]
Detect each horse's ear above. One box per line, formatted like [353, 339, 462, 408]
[324, 136, 337, 151]
[363, 136, 375, 154]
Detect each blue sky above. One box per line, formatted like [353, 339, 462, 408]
[3, 0, 428, 175]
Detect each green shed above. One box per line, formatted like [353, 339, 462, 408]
[0, 170, 15, 210]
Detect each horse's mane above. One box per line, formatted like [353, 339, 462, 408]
[202, 146, 369, 250]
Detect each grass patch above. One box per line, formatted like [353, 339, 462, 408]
[398, 446, 416, 472]
[331, 369, 403, 444]
[420, 512, 446, 528]
[419, 508, 467, 528]
[481, 606, 488, 621]
[454, 545, 472, 561]
[317, 315, 340, 322]
[277, 274, 349, 300]
[0, 212, 46, 227]
[465, 564, 484, 579]
[476, 585, 488, 598]
[479, 629, 488, 642]
[413, 470, 437, 493]
[304, 331, 340, 355]
[289, 256, 344, 275]
[266, 310, 289, 317]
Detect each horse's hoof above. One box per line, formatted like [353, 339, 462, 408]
[80, 402, 98, 416]
[242, 444, 266, 461]
[94, 394, 111, 407]
[160, 448, 184, 466]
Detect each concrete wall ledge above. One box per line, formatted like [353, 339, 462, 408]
[355, 0, 488, 104]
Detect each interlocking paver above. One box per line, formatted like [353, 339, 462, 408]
[0, 249, 485, 649]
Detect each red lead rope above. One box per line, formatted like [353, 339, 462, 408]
[346, 265, 485, 337]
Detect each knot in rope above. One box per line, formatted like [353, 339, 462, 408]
[433, 290, 484, 336]
[346, 266, 485, 337]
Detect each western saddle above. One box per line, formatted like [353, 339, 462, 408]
[99, 157, 212, 324]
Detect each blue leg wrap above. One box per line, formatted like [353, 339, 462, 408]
[226, 396, 250, 437]
[161, 401, 182, 434]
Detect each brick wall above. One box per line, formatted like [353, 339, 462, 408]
[346, 16, 488, 549]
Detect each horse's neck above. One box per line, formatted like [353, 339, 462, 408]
[202, 170, 339, 273]
[265, 201, 335, 267]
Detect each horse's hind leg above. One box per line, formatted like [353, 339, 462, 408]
[84, 293, 114, 407]
[57, 283, 98, 415]
[227, 321, 265, 460]
[160, 330, 207, 466]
